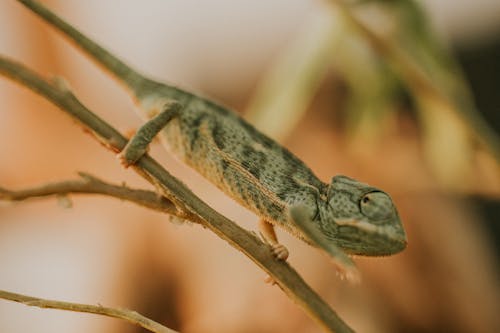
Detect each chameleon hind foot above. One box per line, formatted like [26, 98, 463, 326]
[263, 243, 289, 286]
[118, 101, 182, 167]
[258, 219, 288, 261]
[271, 243, 289, 261]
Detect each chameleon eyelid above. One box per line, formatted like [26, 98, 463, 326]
[359, 191, 395, 221]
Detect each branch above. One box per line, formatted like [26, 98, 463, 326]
[0, 172, 185, 217]
[0, 58, 353, 333]
[0, 289, 178, 333]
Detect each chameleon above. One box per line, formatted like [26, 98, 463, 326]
[18, 0, 407, 277]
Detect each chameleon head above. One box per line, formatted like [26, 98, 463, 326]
[321, 175, 407, 256]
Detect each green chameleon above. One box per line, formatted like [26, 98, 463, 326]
[18, 0, 407, 278]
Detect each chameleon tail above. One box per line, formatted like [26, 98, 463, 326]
[17, 0, 149, 98]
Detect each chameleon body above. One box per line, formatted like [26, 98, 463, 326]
[136, 91, 407, 257]
[17, 0, 407, 265]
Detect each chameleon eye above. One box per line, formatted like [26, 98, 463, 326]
[360, 191, 394, 221]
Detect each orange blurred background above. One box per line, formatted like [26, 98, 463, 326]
[1, 1, 499, 333]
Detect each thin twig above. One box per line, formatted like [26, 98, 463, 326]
[0, 289, 178, 333]
[0, 172, 185, 217]
[0, 58, 353, 333]
[7, 2, 354, 331]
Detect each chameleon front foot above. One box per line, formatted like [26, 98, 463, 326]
[118, 142, 148, 167]
[118, 100, 182, 167]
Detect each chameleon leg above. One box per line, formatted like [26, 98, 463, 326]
[119, 101, 182, 167]
[289, 205, 360, 283]
[259, 219, 289, 260]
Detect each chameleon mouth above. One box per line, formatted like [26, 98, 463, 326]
[387, 235, 407, 254]
[336, 218, 406, 240]
[335, 218, 407, 255]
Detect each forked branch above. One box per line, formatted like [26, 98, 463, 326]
[0, 56, 353, 333]
[0, 172, 183, 216]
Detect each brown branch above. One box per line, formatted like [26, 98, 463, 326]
[0, 172, 184, 217]
[0, 56, 353, 332]
[0, 289, 178, 333]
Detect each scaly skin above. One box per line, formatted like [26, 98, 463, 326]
[139, 92, 407, 257]
[18, 0, 407, 269]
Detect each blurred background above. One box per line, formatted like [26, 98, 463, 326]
[0, 0, 499, 332]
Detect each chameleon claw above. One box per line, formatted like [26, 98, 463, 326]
[271, 243, 289, 261]
[258, 219, 288, 260]
[334, 263, 361, 285]
[117, 152, 131, 168]
[117, 145, 148, 168]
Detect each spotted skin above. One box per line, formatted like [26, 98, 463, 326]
[17, 0, 407, 279]
[136, 93, 407, 258]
